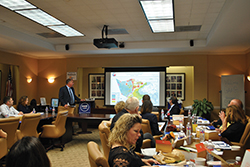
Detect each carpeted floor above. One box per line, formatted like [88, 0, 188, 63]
[47, 128, 102, 167]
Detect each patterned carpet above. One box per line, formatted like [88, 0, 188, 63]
[47, 128, 102, 167]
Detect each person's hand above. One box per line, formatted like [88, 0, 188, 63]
[142, 158, 160, 166]
[219, 111, 225, 122]
[18, 112, 23, 115]
[64, 104, 68, 108]
[80, 99, 85, 101]
[215, 128, 221, 133]
[0, 129, 7, 138]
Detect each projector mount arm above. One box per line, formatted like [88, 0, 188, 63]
[102, 25, 108, 39]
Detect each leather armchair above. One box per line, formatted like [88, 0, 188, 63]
[0, 117, 20, 149]
[16, 113, 41, 140]
[40, 110, 68, 151]
[98, 121, 111, 160]
[87, 141, 109, 167]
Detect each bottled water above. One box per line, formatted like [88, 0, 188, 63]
[186, 122, 192, 144]
[52, 107, 55, 116]
[206, 139, 214, 161]
[188, 110, 191, 122]
[45, 106, 48, 116]
[199, 127, 205, 142]
[32, 108, 36, 113]
[161, 109, 164, 121]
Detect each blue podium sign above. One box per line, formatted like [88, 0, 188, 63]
[79, 102, 91, 114]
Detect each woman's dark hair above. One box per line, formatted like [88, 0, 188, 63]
[18, 96, 28, 106]
[6, 136, 50, 167]
[141, 100, 153, 114]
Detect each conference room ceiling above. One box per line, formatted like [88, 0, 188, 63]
[0, 0, 250, 59]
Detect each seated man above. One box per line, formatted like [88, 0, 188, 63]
[165, 96, 180, 116]
[0, 96, 23, 118]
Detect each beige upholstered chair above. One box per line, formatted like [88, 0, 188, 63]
[98, 121, 111, 160]
[40, 110, 68, 151]
[0, 117, 20, 149]
[87, 141, 109, 167]
[152, 111, 160, 121]
[0, 137, 7, 159]
[16, 113, 41, 140]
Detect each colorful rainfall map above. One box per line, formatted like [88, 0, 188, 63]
[116, 78, 147, 100]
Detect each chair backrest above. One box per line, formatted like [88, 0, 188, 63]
[0, 117, 20, 149]
[16, 113, 41, 140]
[54, 110, 68, 135]
[58, 106, 76, 115]
[141, 119, 152, 135]
[87, 141, 109, 167]
[98, 121, 111, 160]
[239, 119, 250, 146]
[0, 138, 8, 159]
[152, 111, 159, 121]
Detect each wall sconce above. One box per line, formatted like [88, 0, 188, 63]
[27, 78, 32, 83]
[247, 76, 250, 81]
[48, 77, 55, 83]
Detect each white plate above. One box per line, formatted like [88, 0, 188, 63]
[141, 148, 157, 157]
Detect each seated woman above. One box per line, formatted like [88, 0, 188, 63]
[108, 113, 159, 167]
[29, 99, 39, 112]
[114, 101, 125, 114]
[17, 96, 31, 114]
[6, 136, 50, 167]
[141, 100, 163, 136]
[219, 105, 247, 142]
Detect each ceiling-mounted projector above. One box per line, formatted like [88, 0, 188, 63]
[93, 25, 118, 49]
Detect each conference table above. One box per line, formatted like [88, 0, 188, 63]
[62, 113, 113, 143]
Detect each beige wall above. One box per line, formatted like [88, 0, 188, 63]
[0, 50, 250, 114]
[167, 66, 194, 107]
[0, 51, 38, 103]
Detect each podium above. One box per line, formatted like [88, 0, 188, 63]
[78, 100, 95, 114]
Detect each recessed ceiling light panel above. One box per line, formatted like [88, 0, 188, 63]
[140, 0, 173, 20]
[139, 0, 175, 33]
[16, 9, 64, 26]
[149, 20, 174, 33]
[0, 0, 36, 10]
[48, 25, 84, 37]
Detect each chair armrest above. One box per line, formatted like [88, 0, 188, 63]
[40, 125, 57, 138]
[52, 121, 55, 125]
[142, 139, 152, 149]
[230, 142, 243, 147]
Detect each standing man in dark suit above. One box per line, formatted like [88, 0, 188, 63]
[165, 96, 180, 116]
[59, 78, 84, 108]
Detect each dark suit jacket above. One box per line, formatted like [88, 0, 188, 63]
[169, 104, 180, 115]
[141, 113, 163, 136]
[59, 86, 80, 106]
[110, 109, 143, 153]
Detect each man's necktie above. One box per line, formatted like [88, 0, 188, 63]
[69, 88, 74, 104]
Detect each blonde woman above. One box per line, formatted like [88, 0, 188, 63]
[108, 113, 159, 167]
[114, 101, 125, 114]
[220, 105, 247, 142]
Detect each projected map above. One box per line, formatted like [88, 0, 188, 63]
[110, 72, 160, 105]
